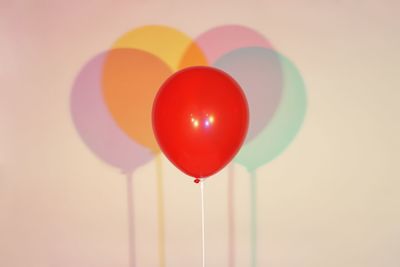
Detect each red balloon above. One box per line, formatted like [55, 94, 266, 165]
[152, 66, 249, 178]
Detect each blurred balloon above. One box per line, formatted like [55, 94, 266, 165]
[70, 51, 152, 172]
[180, 24, 272, 68]
[102, 48, 172, 153]
[234, 52, 307, 171]
[214, 47, 283, 142]
[152, 66, 249, 178]
[113, 25, 207, 70]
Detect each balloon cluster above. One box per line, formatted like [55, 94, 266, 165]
[70, 24, 306, 178]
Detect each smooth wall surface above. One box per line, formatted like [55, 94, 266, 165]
[1, 1, 400, 266]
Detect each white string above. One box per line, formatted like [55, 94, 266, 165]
[200, 179, 206, 267]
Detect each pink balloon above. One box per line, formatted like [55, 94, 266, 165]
[193, 25, 273, 64]
[195, 25, 281, 142]
[214, 47, 283, 142]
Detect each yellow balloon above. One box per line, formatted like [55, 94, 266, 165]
[112, 25, 208, 70]
[103, 26, 207, 153]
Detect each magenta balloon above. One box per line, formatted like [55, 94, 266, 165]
[70, 51, 152, 172]
[193, 25, 273, 64]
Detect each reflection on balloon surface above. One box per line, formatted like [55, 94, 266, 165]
[153, 66, 249, 178]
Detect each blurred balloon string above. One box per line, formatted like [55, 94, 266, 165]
[156, 155, 166, 267]
[228, 165, 235, 267]
[250, 171, 257, 267]
[126, 173, 136, 267]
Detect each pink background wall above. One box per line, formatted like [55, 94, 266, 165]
[1, 1, 400, 266]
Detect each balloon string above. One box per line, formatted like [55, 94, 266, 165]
[250, 171, 257, 267]
[156, 155, 166, 267]
[200, 179, 206, 267]
[228, 165, 235, 267]
[126, 173, 136, 267]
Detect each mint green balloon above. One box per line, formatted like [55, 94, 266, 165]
[234, 52, 307, 171]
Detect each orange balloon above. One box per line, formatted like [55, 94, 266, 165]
[102, 49, 172, 153]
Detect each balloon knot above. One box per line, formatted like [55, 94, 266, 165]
[194, 178, 200, 184]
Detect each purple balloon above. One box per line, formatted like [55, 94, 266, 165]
[70, 51, 152, 172]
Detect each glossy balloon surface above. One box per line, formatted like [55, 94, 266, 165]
[152, 66, 249, 178]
